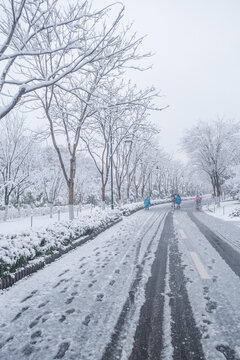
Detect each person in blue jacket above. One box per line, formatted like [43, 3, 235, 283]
[144, 196, 151, 210]
[175, 194, 182, 209]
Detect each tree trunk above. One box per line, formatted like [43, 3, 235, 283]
[126, 183, 130, 201]
[101, 184, 106, 209]
[117, 185, 121, 202]
[3, 204, 9, 222]
[49, 203, 53, 218]
[17, 203, 21, 217]
[68, 158, 76, 220]
[215, 173, 221, 207]
[68, 182, 74, 220]
[4, 188, 9, 222]
[135, 185, 139, 200]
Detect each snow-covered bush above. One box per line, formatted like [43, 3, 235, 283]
[229, 208, 240, 217]
[0, 208, 121, 277]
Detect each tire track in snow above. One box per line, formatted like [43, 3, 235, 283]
[101, 210, 167, 360]
[188, 211, 240, 278]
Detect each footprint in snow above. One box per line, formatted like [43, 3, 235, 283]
[54, 342, 70, 359]
[31, 330, 42, 339]
[22, 344, 34, 356]
[82, 314, 92, 326]
[96, 293, 104, 301]
[60, 287, 68, 294]
[65, 297, 74, 305]
[203, 286, 209, 295]
[0, 336, 14, 350]
[29, 315, 42, 328]
[206, 300, 218, 313]
[59, 315, 66, 323]
[38, 301, 49, 308]
[58, 269, 70, 277]
[54, 279, 66, 288]
[12, 307, 29, 322]
[66, 308, 75, 315]
[88, 280, 97, 288]
[21, 290, 38, 303]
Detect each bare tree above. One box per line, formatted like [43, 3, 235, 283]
[0, 114, 34, 220]
[34, 16, 156, 219]
[0, 1, 131, 119]
[80, 79, 160, 207]
[182, 119, 240, 206]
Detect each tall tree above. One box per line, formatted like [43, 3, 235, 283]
[33, 6, 155, 218]
[182, 119, 240, 205]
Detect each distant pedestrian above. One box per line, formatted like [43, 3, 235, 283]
[144, 196, 151, 210]
[175, 194, 182, 209]
[194, 194, 202, 210]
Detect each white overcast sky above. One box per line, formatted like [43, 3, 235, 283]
[95, 0, 240, 160]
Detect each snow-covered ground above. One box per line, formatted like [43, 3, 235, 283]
[1, 201, 240, 359]
[0, 211, 71, 235]
[203, 200, 240, 225]
[0, 204, 168, 360]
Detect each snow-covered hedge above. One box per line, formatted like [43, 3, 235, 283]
[0, 208, 121, 277]
[229, 208, 240, 217]
[0, 198, 174, 278]
[119, 198, 169, 215]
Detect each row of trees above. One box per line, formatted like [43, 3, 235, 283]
[0, 0, 168, 219]
[0, 115, 205, 221]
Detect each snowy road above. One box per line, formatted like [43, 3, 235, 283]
[1, 201, 240, 360]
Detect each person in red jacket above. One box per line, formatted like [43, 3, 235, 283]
[194, 194, 202, 210]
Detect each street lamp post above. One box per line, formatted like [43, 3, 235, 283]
[124, 137, 132, 202]
[110, 130, 114, 210]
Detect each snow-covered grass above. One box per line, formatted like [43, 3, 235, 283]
[0, 210, 70, 235]
[203, 200, 240, 223]
[0, 204, 80, 222]
[0, 198, 171, 278]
